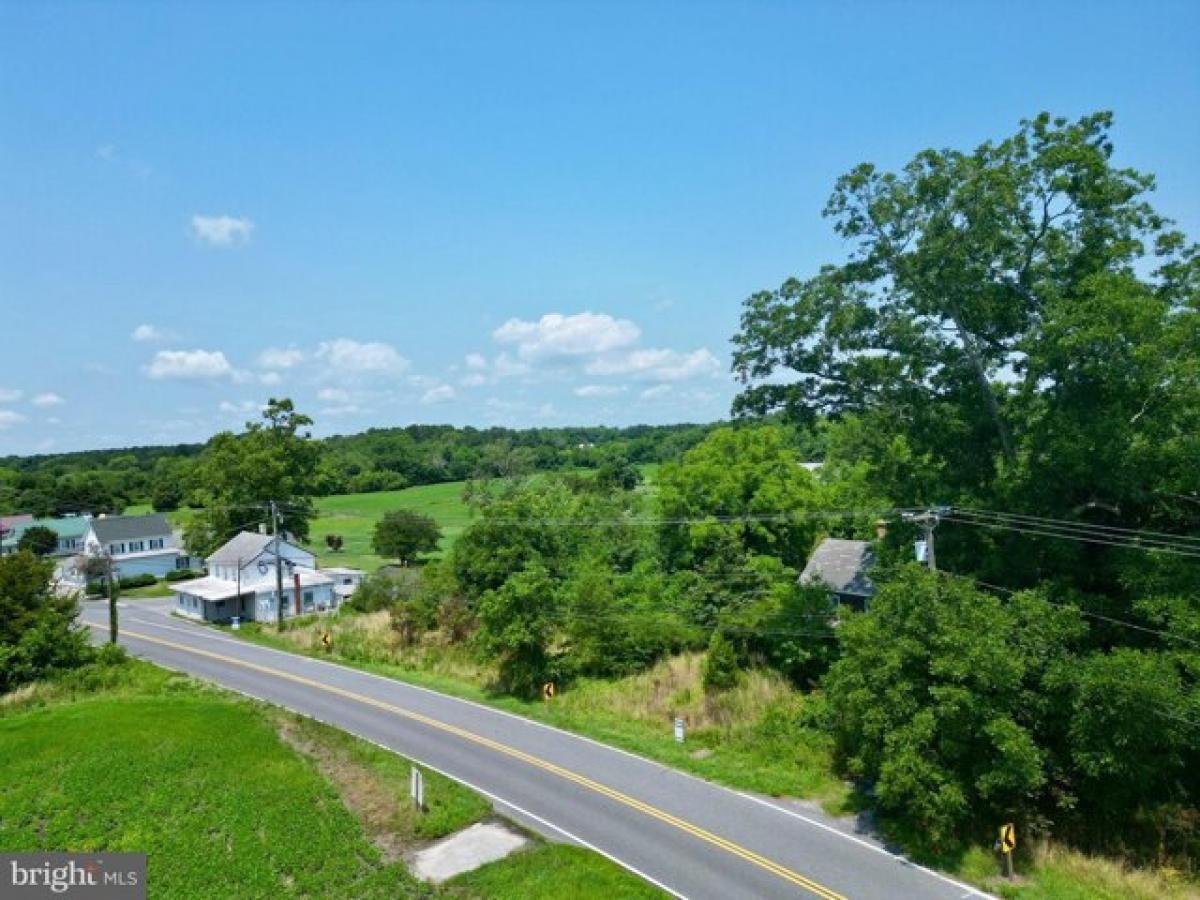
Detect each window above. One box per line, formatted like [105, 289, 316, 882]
[128, 540, 144, 552]
[149, 538, 164, 550]
[303, 590, 314, 611]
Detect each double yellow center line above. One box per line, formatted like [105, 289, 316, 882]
[93, 623, 845, 900]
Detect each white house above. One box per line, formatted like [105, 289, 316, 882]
[170, 531, 345, 624]
[81, 513, 197, 579]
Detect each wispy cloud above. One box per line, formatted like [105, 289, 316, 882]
[0, 410, 27, 428]
[257, 347, 305, 369]
[315, 338, 410, 379]
[574, 384, 626, 397]
[0, 388, 22, 404]
[420, 384, 456, 405]
[31, 392, 64, 407]
[191, 214, 254, 247]
[131, 323, 171, 343]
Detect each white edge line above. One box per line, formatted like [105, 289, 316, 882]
[735, 794, 995, 900]
[95, 605, 992, 897]
[109, 646, 687, 900]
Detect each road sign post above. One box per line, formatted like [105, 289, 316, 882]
[673, 717, 685, 743]
[410, 766, 425, 812]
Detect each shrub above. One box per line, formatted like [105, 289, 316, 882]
[702, 631, 740, 692]
[165, 568, 203, 582]
[117, 573, 157, 589]
[0, 551, 94, 692]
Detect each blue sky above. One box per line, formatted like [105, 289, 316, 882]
[1, 1, 1197, 455]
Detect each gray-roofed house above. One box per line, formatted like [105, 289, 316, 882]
[799, 538, 876, 611]
[81, 513, 197, 579]
[171, 530, 339, 624]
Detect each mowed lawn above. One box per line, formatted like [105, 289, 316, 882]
[0, 661, 664, 900]
[306, 481, 472, 571]
[0, 668, 434, 898]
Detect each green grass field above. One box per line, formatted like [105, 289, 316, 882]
[307, 481, 473, 571]
[0, 658, 663, 899]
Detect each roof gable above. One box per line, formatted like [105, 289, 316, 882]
[799, 538, 875, 597]
[207, 531, 311, 567]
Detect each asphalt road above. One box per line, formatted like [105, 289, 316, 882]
[81, 599, 989, 900]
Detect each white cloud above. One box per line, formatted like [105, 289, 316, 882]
[317, 387, 351, 403]
[459, 372, 488, 388]
[131, 323, 170, 342]
[494, 312, 640, 361]
[218, 399, 260, 414]
[257, 347, 304, 370]
[315, 338, 410, 377]
[259, 371, 283, 386]
[31, 392, 64, 407]
[465, 353, 488, 370]
[574, 384, 626, 398]
[191, 214, 254, 247]
[145, 349, 236, 381]
[639, 384, 673, 400]
[95, 144, 117, 161]
[0, 388, 22, 403]
[420, 384, 456, 405]
[0, 410, 26, 428]
[320, 404, 364, 417]
[588, 347, 721, 382]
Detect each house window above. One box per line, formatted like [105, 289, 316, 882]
[150, 538, 164, 550]
[128, 541, 144, 552]
[303, 590, 314, 611]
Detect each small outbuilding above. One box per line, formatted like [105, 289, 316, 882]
[799, 538, 876, 611]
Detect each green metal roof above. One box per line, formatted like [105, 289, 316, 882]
[0, 515, 92, 548]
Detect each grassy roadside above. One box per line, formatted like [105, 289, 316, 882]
[236, 615, 846, 804]
[229, 615, 1199, 900]
[0, 656, 663, 899]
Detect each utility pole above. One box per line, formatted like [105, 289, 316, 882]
[272, 501, 284, 627]
[106, 554, 118, 644]
[904, 508, 945, 571]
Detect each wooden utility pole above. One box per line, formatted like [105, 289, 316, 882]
[272, 501, 284, 627]
[106, 555, 118, 644]
[904, 508, 944, 571]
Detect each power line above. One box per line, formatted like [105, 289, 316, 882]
[937, 570, 1200, 649]
[954, 506, 1200, 545]
[941, 514, 1200, 558]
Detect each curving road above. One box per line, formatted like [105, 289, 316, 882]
[81, 599, 989, 900]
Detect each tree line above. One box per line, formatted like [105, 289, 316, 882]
[0, 421, 719, 519]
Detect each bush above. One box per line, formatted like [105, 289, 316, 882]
[165, 568, 203, 582]
[117, 573, 157, 589]
[0, 552, 94, 692]
[702, 631, 740, 692]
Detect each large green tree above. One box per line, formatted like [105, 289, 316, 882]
[372, 509, 442, 566]
[732, 111, 1199, 593]
[184, 399, 320, 556]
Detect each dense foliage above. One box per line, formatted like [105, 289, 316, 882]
[732, 112, 1199, 864]
[0, 422, 716, 519]
[0, 552, 92, 692]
